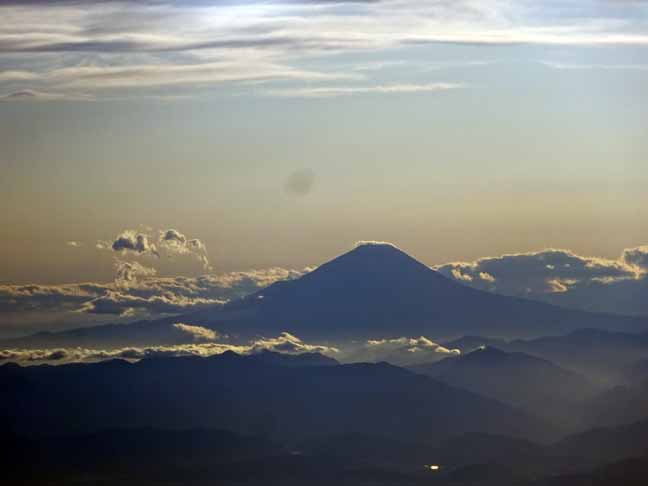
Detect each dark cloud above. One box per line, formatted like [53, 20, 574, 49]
[111, 230, 159, 256]
[284, 168, 316, 196]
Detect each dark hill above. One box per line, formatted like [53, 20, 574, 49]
[1, 350, 556, 444]
[410, 346, 599, 427]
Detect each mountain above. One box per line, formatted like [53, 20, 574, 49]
[552, 419, 648, 469]
[409, 346, 599, 427]
[442, 329, 648, 385]
[7, 421, 648, 486]
[3, 243, 647, 349]
[506, 328, 648, 384]
[212, 243, 647, 339]
[1, 350, 556, 444]
[583, 380, 648, 428]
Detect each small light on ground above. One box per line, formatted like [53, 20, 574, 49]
[425, 464, 441, 471]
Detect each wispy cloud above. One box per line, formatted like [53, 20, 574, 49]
[264, 82, 462, 98]
[540, 60, 648, 71]
[1, 0, 647, 98]
[0, 88, 94, 101]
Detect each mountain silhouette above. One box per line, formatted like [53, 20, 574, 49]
[206, 243, 647, 340]
[3, 243, 647, 349]
[1, 350, 556, 443]
[410, 346, 599, 428]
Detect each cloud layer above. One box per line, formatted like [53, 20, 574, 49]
[1, 0, 647, 100]
[340, 336, 460, 366]
[437, 246, 648, 316]
[0, 266, 309, 331]
[0, 330, 338, 365]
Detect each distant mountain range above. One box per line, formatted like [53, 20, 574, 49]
[3, 243, 647, 349]
[409, 346, 599, 428]
[1, 350, 554, 444]
[444, 328, 648, 384]
[4, 348, 648, 486]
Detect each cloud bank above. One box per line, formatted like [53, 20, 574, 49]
[437, 246, 648, 316]
[0, 330, 338, 365]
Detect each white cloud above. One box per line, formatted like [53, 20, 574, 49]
[264, 83, 462, 98]
[173, 322, 218, 342]
[0, 266, 310, 330]
[158, 229, 211, 271]
[0, 331, 337, 365]
[540, 61, 648, 71]
[436, 247, 643, 296]
[340, 336, 460, 366]
[250, 331, 339, 355]
[2, 0, 647, 99]
[0, 89, 94, 101]
[436, 245, 648, 316]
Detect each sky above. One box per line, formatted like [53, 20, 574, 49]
[1, 0, 648, 337]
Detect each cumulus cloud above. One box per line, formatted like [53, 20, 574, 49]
[111, 230, 159, 256]
[114, 260, 157, 284]
[436, 246, 648, 316]
[436, 248, 643, 296]
[172, 322, 218, 341]
[340, 336, 460, 366]
[0, 331, 337, 365]
[158, 228, 211, 270]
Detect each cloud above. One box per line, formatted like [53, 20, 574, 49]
[436, 246, 648, 316]
[622, 246, 648, 270]
[436, 248, 643, 296]
[0, 89, 93, 101]
[173, 322, 218, 341]
[158, 229, 211, 270]
[2, 0, 648, 100]
[284, 168, 316, 196]
[341, 336, 460, 366]
[111, 230, 159, 256]
[250, 331, 338, 354]
[540, 61, 648, 71]
[0, 70, 37, 81]
[0, 331, 337, 365]
[265, 83, 462, 98]
[66, 240, 83, 247]
[114, 260, 157, 284]
[354, 240, 399, 248]
[0, 266, 310, 333]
